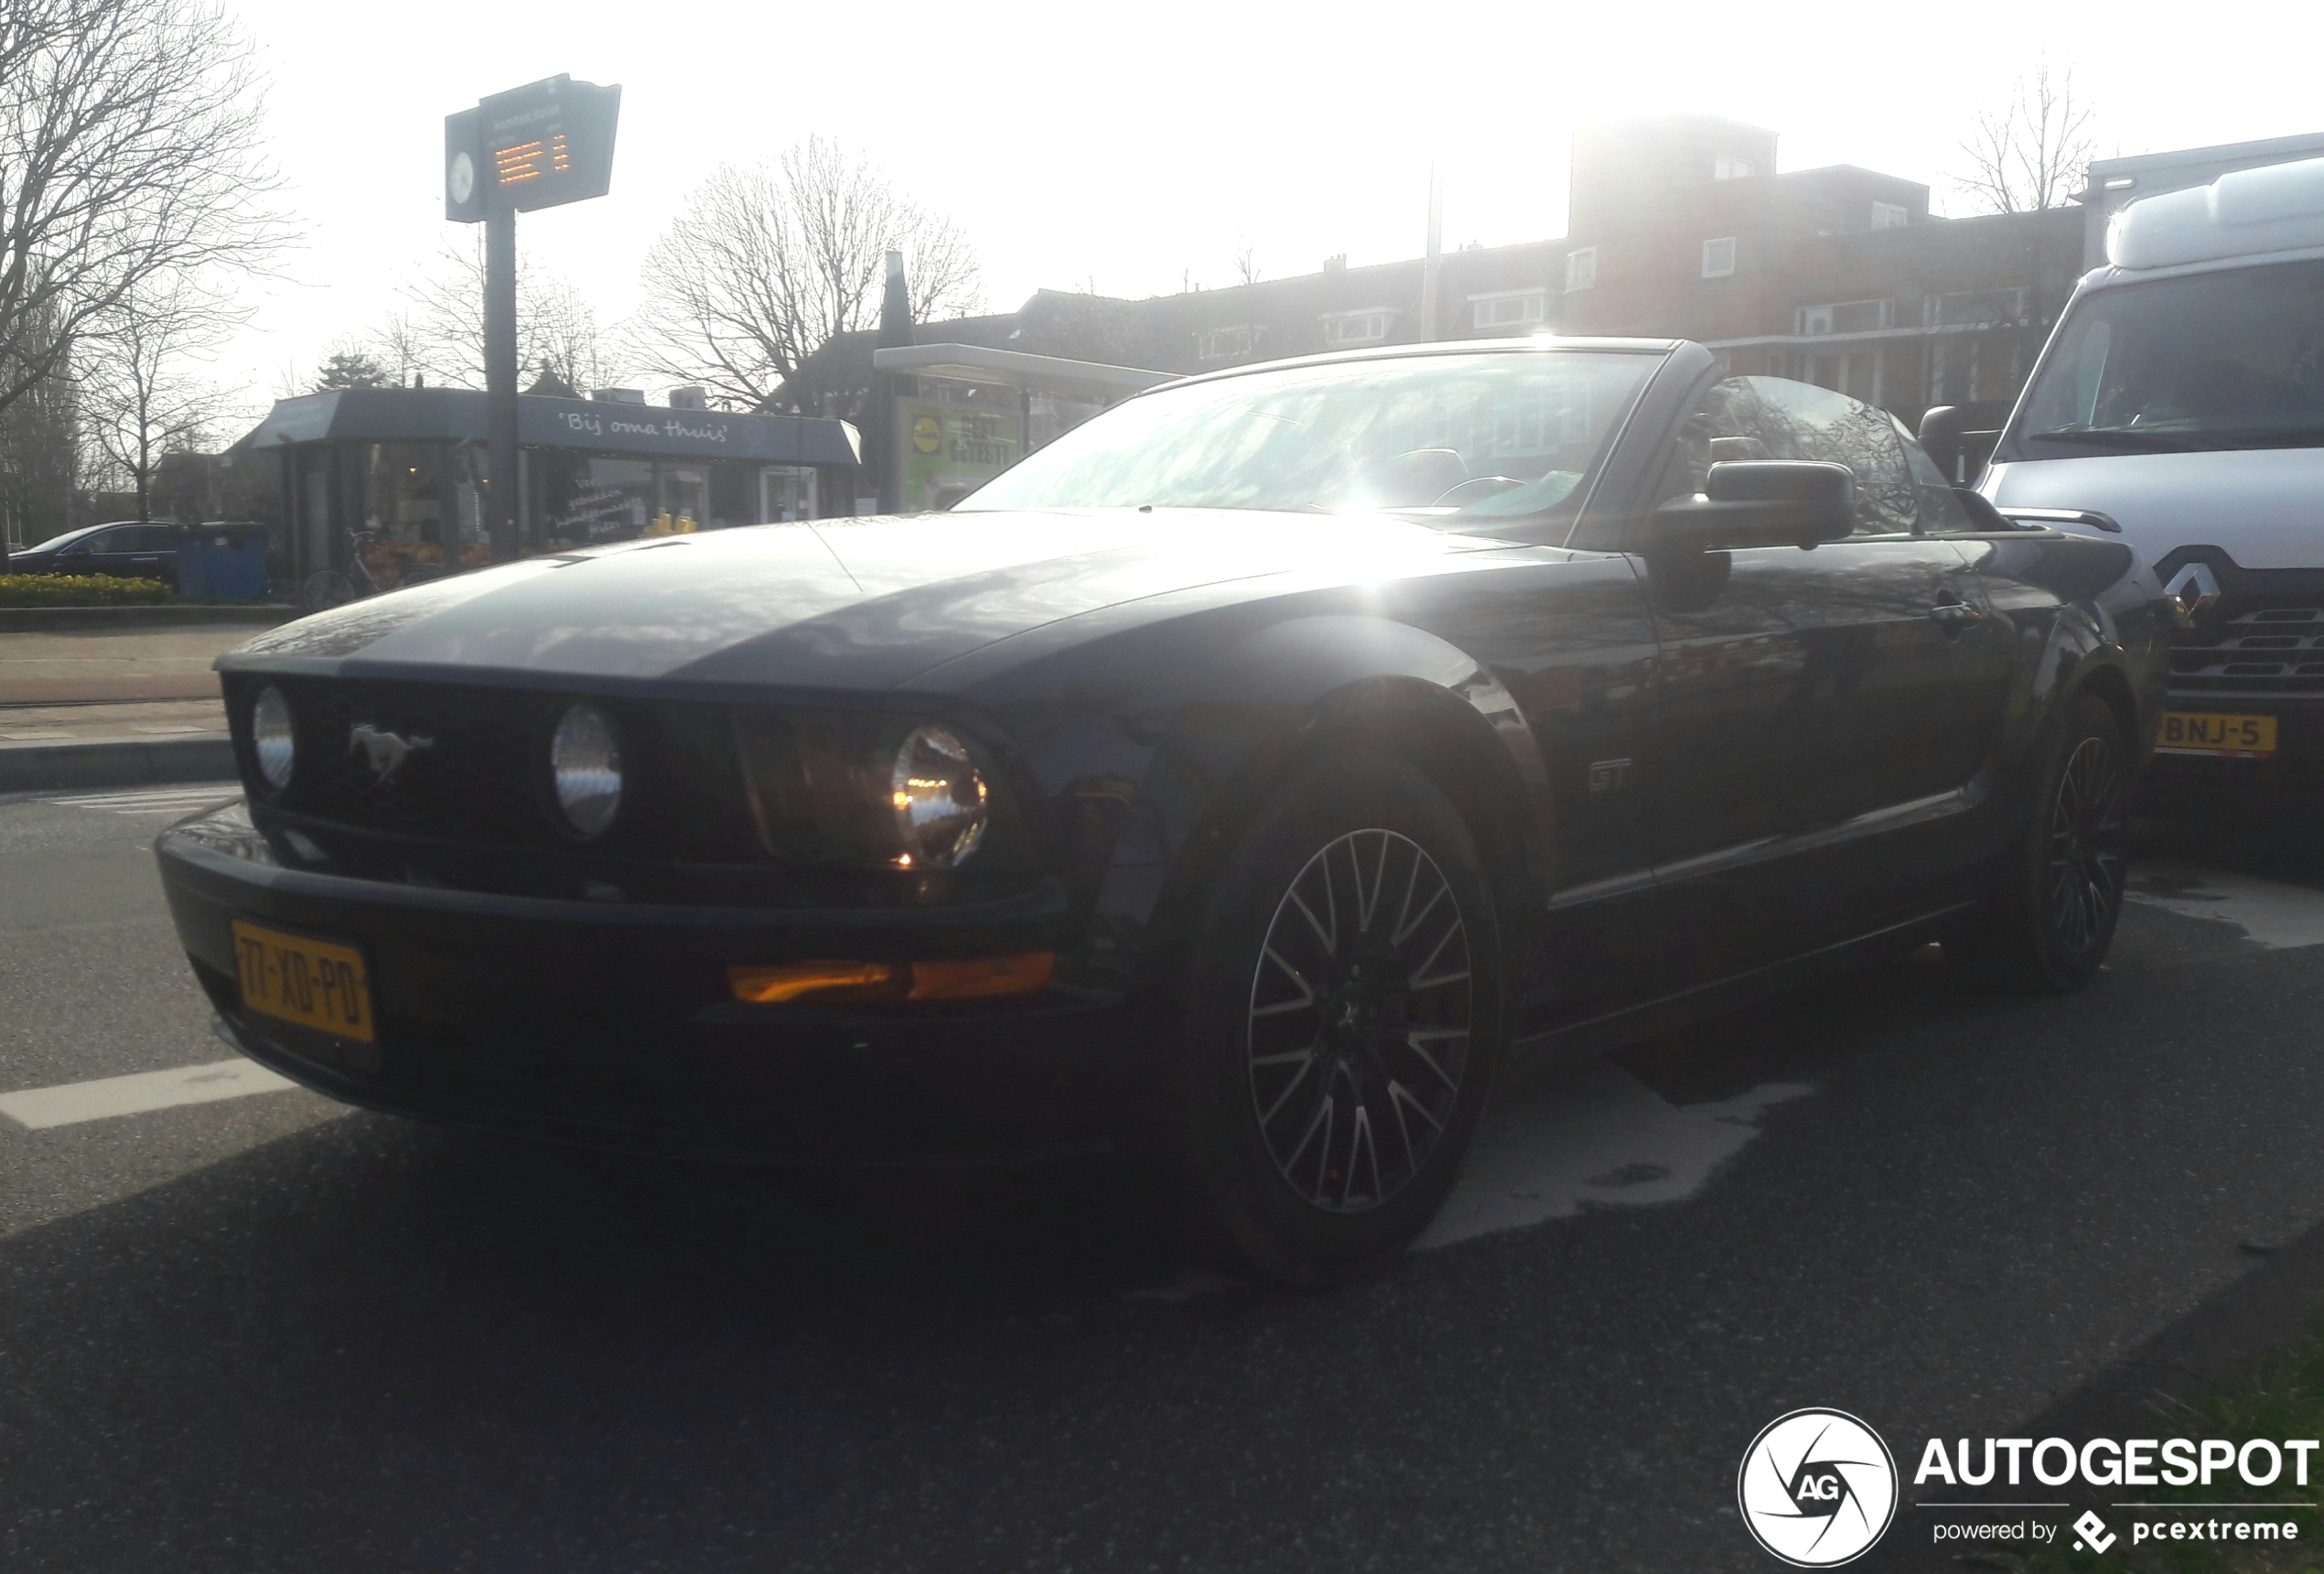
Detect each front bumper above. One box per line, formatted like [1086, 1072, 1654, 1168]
[157, 808, 1135, 1160]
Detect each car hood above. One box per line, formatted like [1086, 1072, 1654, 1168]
[1983, 448, 2324, 570]
[222, 508, 1507, 692]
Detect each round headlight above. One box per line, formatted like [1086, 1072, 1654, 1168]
[890, 724, 988, 868]
[550, 703, 622, 837]
[252, 685, 295, 790]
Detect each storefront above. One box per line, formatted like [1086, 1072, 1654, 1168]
[868, 344, 1168, 512]
[238, 386, 861, 582]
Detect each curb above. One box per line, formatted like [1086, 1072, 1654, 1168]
[0, 606, 294, 632]
[0, 733, 236, 793]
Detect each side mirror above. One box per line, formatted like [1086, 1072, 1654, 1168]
[1919, 405, 1966, 480]
[1650, 460, 1856, 554]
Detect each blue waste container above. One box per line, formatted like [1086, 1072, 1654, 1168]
[174, 523, 272, 600]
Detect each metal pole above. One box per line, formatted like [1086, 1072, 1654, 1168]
[484, 204, 520, 561]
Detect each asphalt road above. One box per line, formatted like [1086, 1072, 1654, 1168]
[5, 784, 2324, 1572]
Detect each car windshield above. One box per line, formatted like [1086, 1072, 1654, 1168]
[958, 350, 1658, 522]
[2015, 259, 2324, 454]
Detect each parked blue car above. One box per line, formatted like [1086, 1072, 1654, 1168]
[8, 522, 178, 586]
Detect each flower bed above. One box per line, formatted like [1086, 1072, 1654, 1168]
[0, 573, 175, 608]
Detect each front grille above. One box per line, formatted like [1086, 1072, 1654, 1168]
[2169, 603, 2324, 697]
[224, 674, 759, 859]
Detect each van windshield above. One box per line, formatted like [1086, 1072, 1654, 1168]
[2013, 259, 2324, 456]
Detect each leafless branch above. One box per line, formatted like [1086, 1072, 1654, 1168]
[390, 236, 619, 394]
[0, 0, 291, 423]
[628, 136, 983, 413]
[1955, 61, 2097, 215]
[81, 270, 245, 519]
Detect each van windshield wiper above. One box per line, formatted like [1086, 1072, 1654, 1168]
[2025, 427, 2203, 451]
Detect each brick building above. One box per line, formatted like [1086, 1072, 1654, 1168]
[778, 113, 2087, 468]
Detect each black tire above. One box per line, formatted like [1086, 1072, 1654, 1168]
[1946, 693, 2131, 992]
[1171, 752, 1506, 1287]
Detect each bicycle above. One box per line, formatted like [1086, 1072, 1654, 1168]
[296, 529, 458, 615]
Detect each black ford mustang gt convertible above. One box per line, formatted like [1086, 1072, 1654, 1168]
[158, 338, 2171, 1284]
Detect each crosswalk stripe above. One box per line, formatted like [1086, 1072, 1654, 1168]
[44, 785, 241, 815]
[0, 1057, 298, 1131]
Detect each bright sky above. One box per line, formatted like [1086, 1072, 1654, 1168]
[212, 0, 2324, 415]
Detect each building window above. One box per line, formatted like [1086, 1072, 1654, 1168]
[1198, 324, 1261, 361]
[1469, 289, 1546, 331]
[1714, 155, 1753, 181]
[1870, 200, 1908, 231]
[1321, 309, 1393, 348]
[1701, 237, 1737, 279]
[1797, 300, 1893, 335]
[1927, 288, 2028, 328]
[1564, 248, 1597, 292]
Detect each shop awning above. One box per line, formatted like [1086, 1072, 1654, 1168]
[870, 343, 1171, 399]
[238, 388, 861, 467]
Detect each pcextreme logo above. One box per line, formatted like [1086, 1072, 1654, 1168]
[1738, 1408, 1900, 1567]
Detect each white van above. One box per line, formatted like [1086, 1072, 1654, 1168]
[1979, 155, 2324, 785]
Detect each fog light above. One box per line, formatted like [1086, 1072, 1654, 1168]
[551, 703, 622, 837]
[252, 685, 295, 790]
[726, 953, 1055, 1006]
[728, 961, 898, 1005]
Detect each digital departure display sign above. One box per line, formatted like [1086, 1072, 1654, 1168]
[445, 75, 620, 221]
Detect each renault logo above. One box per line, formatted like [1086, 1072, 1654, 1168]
[2168, 562, 2222, 622]
[349, 723, 434, 785]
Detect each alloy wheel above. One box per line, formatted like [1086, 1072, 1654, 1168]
[1245, 827, 1473, 1213]
[2045, 734, 2128, 955]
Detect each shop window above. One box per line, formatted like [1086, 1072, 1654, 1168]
[544, 455, 654, 548]
[1470, 290, 1546, 330]
[1715, 155, 1753, 181]
[760, 466, 820, 523]
[1565, 248, 1598, 292]
[1870, 200, 1909, 231]
[1701, 238, 1737, 279]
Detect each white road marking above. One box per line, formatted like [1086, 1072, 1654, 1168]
[44, 785, 241, 816]
[2128, 862, 2324, 951]
[0, 1057, 296, 1131]
[1419, 1063, 1812, 1249]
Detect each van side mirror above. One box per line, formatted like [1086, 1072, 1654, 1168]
[1650, 460, 1856, 553]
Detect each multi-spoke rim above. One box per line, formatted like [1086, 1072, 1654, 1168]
[2045, 734, 2129, 955]
[1245, 828, 1473, 1214]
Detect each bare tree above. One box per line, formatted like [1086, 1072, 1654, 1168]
[1232, 240, 1263, 287]
[394, 237, 617, 394]
[1956, 62, 2097, 214]
[0, 323, 81, 552]
[80, 273, 242, 521]
[629, 136, 982, 412]
[0, 0, 287, 426]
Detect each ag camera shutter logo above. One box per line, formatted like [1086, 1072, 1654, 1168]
[1738, 1408, 1899, 1567]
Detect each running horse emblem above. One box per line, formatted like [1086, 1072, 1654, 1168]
[348, 723, 435, 785]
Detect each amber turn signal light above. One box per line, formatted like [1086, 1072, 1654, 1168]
[727, 953, 1054, 1006]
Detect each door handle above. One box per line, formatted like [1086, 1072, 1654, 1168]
[1928, 598, 1985, 633]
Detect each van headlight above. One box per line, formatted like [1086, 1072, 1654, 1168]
[889, 724, 988, 868]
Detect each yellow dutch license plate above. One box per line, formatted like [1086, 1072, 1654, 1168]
[231, 921, 374, 1042]
[2157, 711, 2278, 757]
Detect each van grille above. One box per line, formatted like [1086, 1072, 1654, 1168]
[2169, 604, 2324, 697]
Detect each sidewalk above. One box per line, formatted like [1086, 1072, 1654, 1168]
[0, 624, 269, 705]
[0, 625, 262, 792]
